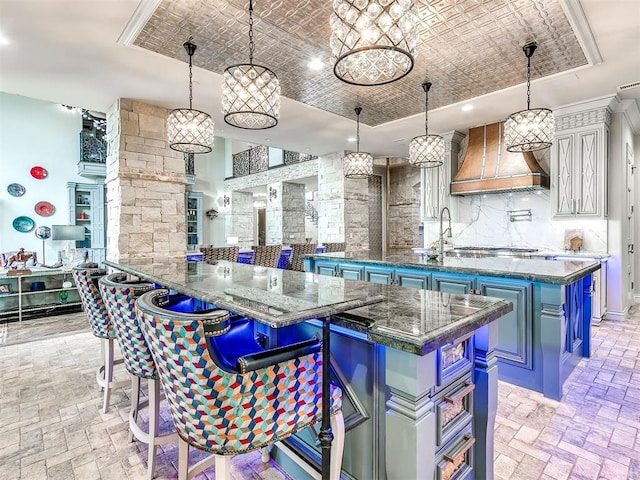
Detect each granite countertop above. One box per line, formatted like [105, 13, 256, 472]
[105, 258, 512, 356]
[303, 251, 600, 285]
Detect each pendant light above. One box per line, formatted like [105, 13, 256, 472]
[330, 0, 418, 86]
[409, 82, 444, 168]
[221, 0, 280, 130]
[505, 42, 555, 152]
[343, 107, 373, 179]
[167, 39, 214, 154]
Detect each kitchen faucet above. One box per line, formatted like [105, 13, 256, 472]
[439, 206, 452, 259]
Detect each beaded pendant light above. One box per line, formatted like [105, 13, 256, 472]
[409, 82, 444, 168]
[505, 42, 555, 152]
[221, 0, 280, 130]
[343, 107, 374, 179]
[167, 40, 214, 154]
[330, 0, 418, 86]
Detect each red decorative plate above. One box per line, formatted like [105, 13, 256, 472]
[34, 201, 55, 217]
[30, 166, 48, 179]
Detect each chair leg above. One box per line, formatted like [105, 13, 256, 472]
[102, 338, 115, 413]
[214, 455, 231, 480]
[178, 437, 189, 480]
[128, 375, 140, 442]
[147, 379, 161, 480]
[261, 447, 270, 463]
[330, 411, 345, 480]
[98, 339, 106, 391]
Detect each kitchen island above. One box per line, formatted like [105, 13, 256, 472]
[105, 258, 512, 480]
[303, 252, 600, 401]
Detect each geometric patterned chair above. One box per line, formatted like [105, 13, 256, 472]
[136, 289, 345, 480]
[251, 245, 282, 268]
[99, 273, 177, 480]
[200, 246, 239, 263]
[288, 243, 317, 272]
[323, 242, 346, 253]
[72, 266, 128, 413]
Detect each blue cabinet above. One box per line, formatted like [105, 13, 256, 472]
[396, 268, 431, 289]
[432, 272, 475, 294]
[314, 260, 337, 277]
[364, 266, 394, 285]
[338, 263, 364, 281]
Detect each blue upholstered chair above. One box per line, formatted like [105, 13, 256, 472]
[136, 289, 345, 480]
[72, 267, 128, 413]
[99, 273, 178, 480]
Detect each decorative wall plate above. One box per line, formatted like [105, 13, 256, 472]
[12, 216, 35, 233]
[35, 226, 51, 240]
[30, 166, 48, 179]
[34, 201, 55, 217]
[7, 183, 26, 197]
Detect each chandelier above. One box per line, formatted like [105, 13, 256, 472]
[409, 82, 444, 168]
[221, 0, 280, 129]
[343, 107, 373, 179]
[505, 42, 555, 152]
[167, 40, 214, 154]
[330, 0, 418, 86]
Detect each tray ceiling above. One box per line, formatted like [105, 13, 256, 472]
[135, 0, 587, 127]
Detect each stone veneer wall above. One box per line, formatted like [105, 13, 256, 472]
[317, 153, 345, 244]
[266, 182, 306, 245]
[344, 177, 370, 253]
[105, 99, 186, 261]
[224, 191, 253, 247]
[388, 165, 421, 249]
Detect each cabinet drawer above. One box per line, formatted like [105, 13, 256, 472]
[436, 425, 474, 480]
[435, 374, 474, 448]
[436, 332, 473, 388]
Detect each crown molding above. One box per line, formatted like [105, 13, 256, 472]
[117, 0, 162, 46]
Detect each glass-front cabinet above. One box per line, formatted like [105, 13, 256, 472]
[186, 191, 203, 251]
[67, 182, 106, 264]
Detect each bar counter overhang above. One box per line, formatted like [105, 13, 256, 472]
[105, 257, 512, 480]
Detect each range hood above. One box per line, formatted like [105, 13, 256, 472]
[450, 122, 549, 195]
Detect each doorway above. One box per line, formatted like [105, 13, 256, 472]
[257, 208, 266, 246]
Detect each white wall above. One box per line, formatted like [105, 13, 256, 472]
[0, 93, 92, 264]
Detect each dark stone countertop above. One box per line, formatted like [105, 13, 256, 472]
[105, 258, 512, 356]
[303, 251, 600, 285]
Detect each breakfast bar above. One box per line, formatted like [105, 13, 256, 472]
[304, 252, 601, 400]
[105, 258, 512, 480]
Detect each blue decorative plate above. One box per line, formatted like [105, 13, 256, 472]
[7, 183, 26, 197]
[35, 226, 51, 240]
[12, 216, 35, 233]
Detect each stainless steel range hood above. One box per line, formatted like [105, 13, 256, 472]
[450, 122, 550, 195]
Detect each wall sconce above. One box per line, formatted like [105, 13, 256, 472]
[223, 195, 230, 207]
[205, 209, 218, 219]
[269, 186, 278, 201]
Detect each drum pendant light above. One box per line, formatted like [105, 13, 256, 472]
[505, 42, 555, 152]
[409, 82, 444, 168]
[167, 39, 214, 154]
[343, 107, 374, 179]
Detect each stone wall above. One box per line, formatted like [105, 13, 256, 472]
[224, 191, 254, 247]
[224, 159, 318, 191]
[282, 182, 306, 244]
[388, 165, 421, 249]
[105, 99, 186, 261]
[317, 153, 345, 244]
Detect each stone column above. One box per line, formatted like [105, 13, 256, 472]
[388, 165, 421, 249]
[317, 153, 345, 244]
[105, 99, 186, 262]
[344, 175, 370, 253]
[224, 191, 254, 248]
[282, 182, 306, 244]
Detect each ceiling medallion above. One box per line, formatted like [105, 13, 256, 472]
[409, 82, 444, 168]
[330, 0, 418, 86]
[221, 0, 280, 130]
[343, 106, 373, 179]
[505, 42, 555, 152]
[167, 39, 214, 154]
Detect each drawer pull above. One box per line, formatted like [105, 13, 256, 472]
[443, 434, 475, 463]
[444, 382, 475, 404]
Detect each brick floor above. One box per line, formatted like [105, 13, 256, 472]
[1, 306, 638, 479]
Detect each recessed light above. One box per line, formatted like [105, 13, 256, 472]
[461, 104, 473, 112]
[347, 137, 356, 142]
[308, 58, 324, 71]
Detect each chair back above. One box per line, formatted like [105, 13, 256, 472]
[72, 267, 112, 339]
[99, 273, 157, 379]
[324, 242, 346, 253]
[289, 243, 316, 271]
[136, 289, 325, 455]
[252, 245, 281, 268]
[200, 246, 239, 263]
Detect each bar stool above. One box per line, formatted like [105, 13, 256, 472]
[99, 273, 178, 480]
[289, 243, 316, 271]
[251, 245, 282, 268]
[136, 289, 345, 480]
[72, 266, 129, 413]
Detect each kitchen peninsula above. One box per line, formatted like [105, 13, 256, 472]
[304, 252, 600, 400]
[105, 258, 512, 480]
